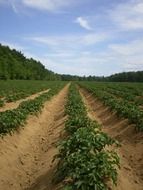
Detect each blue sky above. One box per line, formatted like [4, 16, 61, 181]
[0, 0, 143, 76]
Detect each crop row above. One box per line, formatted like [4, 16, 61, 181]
[78, 82, 143, 131]
[78, 82, 143, 106]
[0, 99, 4, 107]
[0, 81, 65, 107]
[54, 84, 120, 190]
[0, 82, 67, 136]
[99, 86, 143, 106]
[107, 89, 143, 107]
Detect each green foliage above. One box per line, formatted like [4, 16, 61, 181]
[0, 82, 66, 136]
[61, 150, 119, 190]
[78, 82, 143, 131]
[54, 84, 120, 190]
[107, 71, 143, 82]
[0, 99, 4, 107]
[58, 127, 116, 158]
[61, 71, 143, 82]
[0, 43, 61, 80]
[0, 80, 65, 106]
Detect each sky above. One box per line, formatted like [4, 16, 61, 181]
[0, 0, 143, 76]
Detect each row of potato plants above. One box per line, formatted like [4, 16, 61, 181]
[98, 85, 143, 106]
[78, 82, 143, 131]
[0, 81, 64, 107]
[87, 85, 143, 107]
[0, 82, 66, 136]
[79, 82, 143, 106]
[0, 99, 4, 107]
[54, 84, 120, 190]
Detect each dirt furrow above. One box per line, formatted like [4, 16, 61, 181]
[79, 87, 143, 190]
[0, 85, 69, 190]
[0, 89, 50, 112]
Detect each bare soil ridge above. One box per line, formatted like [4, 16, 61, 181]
[0, 85, 69, 190]
[79, 87, 143, 190]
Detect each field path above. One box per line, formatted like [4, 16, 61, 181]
[79, 87, 143, 190]
[0, 89, 50, 112]
[0, 84, 69, 190]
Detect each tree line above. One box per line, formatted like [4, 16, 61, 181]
[0, 44, 61, 80]
[0, 43, 142, 82]
[106, 71, 143, 82]
[61, 72, 143, 82]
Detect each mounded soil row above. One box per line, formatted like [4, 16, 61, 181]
[0, 89, 50, 112]
[79, 87, 143, 190]
[0, 85, 69, 190]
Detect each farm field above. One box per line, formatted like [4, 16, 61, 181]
[78, 82, 143, 130]
[0, 81, 143, 190]
[1, 0, 143, 189]
[0, 81, 67, 135]
[78, 82, 143, 190]
[0, 80, 66, 108]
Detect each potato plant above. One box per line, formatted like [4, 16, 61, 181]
[0, 81, 66, 104]
[0, 99, 4, 107]
[79, 82, 143, 131]
[0, 82, 66, 136]
[55, 84, 120, 190]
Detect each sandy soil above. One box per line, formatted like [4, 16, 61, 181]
[79, 88, 143, 190]
[0, 85, 68, 190]
[0, 89, 50, 112]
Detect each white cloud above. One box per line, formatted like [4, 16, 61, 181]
[110, 0, 143, 31]
[75, 17, 92, 30]
[107, 39, 143, 72]
[41, 51, 122, 76]
[11, 1, 19, 14]
[4, 37, 143, 77]
[26, 40, 143, 76]
[28, 32, 109, 49]
[109, 40, 143, 56]
[123, 62, 143, 70]
[40, 55, 108, 76]
[22, 0, 74, 12]
[45, 52, 74, 58]
[30, 37, 59, 46]
[1, 0, 143, 76]
[0, 0, 78, 13]
[82, 33, 107, 45]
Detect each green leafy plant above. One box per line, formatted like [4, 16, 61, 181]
[60, 150, 119, 190]
[54, 84, 120, 190]
[0, 82, 67, 136]
[0, 99, 4, 107]
[78, 82, 143, 131]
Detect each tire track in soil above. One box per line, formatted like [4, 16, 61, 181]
[0, 84, 69, 190]
[79, 87, 143, 190]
